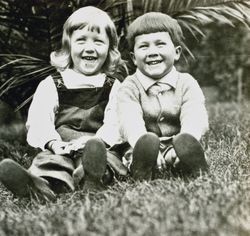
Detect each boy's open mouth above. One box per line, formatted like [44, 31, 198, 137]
[147, 60, 162, 65]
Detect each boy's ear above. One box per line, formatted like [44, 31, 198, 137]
[174, 46, 182, 61]
[130, 52, 137, 66]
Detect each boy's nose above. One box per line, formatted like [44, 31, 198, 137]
[148, 53, 159, 58]
[147, 46, 160, 57]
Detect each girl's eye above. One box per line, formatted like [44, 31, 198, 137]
[77, 38, 86, 43]
[139, 45, 148, 49]
[95, 39, 104, 44]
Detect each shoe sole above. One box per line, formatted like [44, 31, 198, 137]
[131, 133, 160, 181]
[172, 133, 208, 173]
[0, 159, 32, 197]
[81, 138, 107, 181]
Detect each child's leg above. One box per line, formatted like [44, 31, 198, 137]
[81, 137, 107, 190]
[171, 133, 208, 174]
[130, 132, 160, 181]
[107, 143, 129, 176]
[73, 141, 128, 188]
[102, 165, 114, 185]
[29, 150, 75, 191]
[103, 148, 130, 184]
[0, 159, 55, 200]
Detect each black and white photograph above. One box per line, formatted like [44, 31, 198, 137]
[0, 1, 250, 235]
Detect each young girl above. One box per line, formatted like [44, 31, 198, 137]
[0, 6, 126, 200]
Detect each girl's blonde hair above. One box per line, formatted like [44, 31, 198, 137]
[50, 6, 123, 75]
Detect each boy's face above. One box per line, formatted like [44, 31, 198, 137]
[132, 32, 181, 80]
[70, 25, 109, 75]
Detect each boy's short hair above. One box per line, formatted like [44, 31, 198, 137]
[127, 12, 184, 51]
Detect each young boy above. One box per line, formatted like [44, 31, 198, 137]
[116, 12, 209, 180]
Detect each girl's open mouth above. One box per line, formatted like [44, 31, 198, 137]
[82, 56, 97, 61]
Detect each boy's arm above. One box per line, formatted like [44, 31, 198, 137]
[26, 77, 62, 150]
[179, 76, 209, 140]
[117, 82, 147, 147]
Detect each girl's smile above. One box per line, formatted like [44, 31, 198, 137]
[70, 25, 110, 75]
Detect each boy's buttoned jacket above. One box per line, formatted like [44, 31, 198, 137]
[117, 67, 209, 147]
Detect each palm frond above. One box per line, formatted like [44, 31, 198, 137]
[0, 54, 55, 109]
[166, 1, 250, 38]
[163, 0, 250, 15]
[14, 95, 34, 112]
[0, 54, 55, 89]
[138, 1, 250, 32]
[130, 0, 250, 60]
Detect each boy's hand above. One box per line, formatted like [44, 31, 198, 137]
[164, 148, 180, 167]
[157, 152, 166, 171]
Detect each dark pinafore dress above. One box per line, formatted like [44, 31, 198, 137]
[29, 71, 115, 191]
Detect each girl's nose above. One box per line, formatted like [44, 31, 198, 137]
[84, 41, 95, 53]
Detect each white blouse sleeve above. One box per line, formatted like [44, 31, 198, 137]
[26, 76, 62, 150]
[96, 80, 124, 146]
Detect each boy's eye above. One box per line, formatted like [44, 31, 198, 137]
[138, 44, 148, 49]
[157, 42, 166, 46]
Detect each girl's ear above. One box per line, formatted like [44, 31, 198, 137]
[130, 52, 137, 66]
[174, 46, 182, 61]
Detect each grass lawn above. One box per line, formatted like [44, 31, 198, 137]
[0, 102, 250, 236]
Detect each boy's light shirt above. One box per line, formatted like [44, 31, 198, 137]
[26, 69, 106, 150]
[96, 68, 180, 147]
[136, 66, 178, 92]
[119, 67, 179, 147]
[118, 67, 209, 147]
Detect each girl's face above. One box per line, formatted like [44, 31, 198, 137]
[70, 25, 109, 75]
[132, 32, 181, 80]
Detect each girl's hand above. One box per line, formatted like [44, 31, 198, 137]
[157, 152, 166, 171]
[47, 140, 72, 155]
[31, 175, 56, 201]
[66, 136, 91, 151]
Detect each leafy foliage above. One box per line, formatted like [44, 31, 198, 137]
[0, 0, 128, 111]
[185, 22, 250, 101]
[0, 0, 250, 110]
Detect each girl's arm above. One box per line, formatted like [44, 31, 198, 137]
[26, 77, 62, 150]
[96, 79, 124, 147]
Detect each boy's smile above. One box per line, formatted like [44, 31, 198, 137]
[132, 32, 181, 80]
[70, 26, 109, 75]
